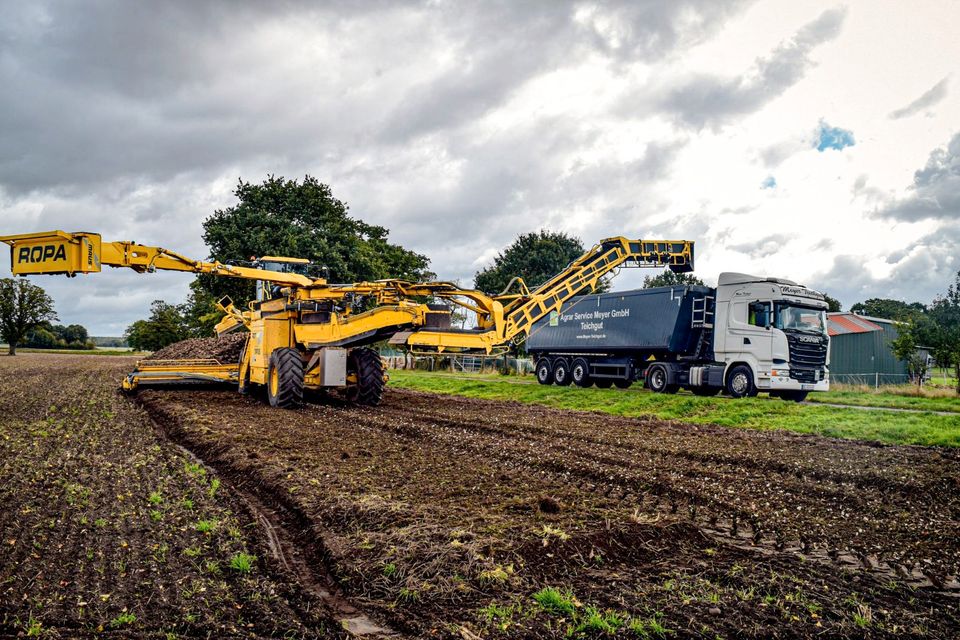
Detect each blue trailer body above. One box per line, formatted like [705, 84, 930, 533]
[527, 286, 712, 357]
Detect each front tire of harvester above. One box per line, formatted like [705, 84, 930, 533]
[553, 359, 573, 386]
[780, 390, 809, 402]
[725, 365, 755, 399]
[535, 358, 553, 385]
[348, 347, 385, 407]
[572, 358, 591, 387]
[267, 348, 304, 409]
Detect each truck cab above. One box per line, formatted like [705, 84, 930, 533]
[712, 273, 830, 398]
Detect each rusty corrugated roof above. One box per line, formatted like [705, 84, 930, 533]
[827, 313, 883, 337]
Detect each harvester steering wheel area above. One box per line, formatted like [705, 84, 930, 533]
[267, 348, 305, 409]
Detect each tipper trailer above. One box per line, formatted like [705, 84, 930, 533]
[527, 272, 830, 400]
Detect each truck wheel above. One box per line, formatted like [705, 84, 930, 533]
[595, 379, 613, 389]
[347, 347, 385, 406]
[725, 365, 755, 399]
[692, 386, 720, 397]
[535, 358, 553, 385]
[571, 358, 591, 387]
[645, 364, 675, 393]
[779, 390, 808, 402]
[267, 348, 304, 409]
[614, 379, 633, 389]
[553, 359, 573, 386]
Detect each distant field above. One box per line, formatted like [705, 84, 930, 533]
[1, 346, 145, 356]
[388, 370, 960, 447]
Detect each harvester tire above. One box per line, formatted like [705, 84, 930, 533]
[571, 358, 591, 387]
[348, 347, 385, 407]
[267, 348, 304, 409]
[535, 358, 553, 385]
[553, 358, 573, 386]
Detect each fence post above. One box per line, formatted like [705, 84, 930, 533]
[875, 372, 879, 389]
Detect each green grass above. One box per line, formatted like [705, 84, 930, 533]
[229, 552, 255, 573]
[809, 386, 960, 413]
[532, 587, 578, 616]
[388, 371, 960, 447]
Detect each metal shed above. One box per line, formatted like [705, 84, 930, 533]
[827, 313, 908, 385]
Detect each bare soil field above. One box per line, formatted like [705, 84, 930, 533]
[3, 354, 959, 638]
[0, 354, 342, 638]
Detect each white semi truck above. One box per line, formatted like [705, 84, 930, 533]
[527, 272, 830, 401]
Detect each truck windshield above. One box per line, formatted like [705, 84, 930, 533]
[775, 303, 825, 334]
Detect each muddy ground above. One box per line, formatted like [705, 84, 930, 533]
[0, 354, 342, 638]
[2, 355, 958, 638]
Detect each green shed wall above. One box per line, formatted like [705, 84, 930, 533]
[828, 322, 908, 384]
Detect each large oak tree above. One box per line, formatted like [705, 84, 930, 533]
[0, 278, 57, 355]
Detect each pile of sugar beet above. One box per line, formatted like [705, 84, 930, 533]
[145, 333, 247, 363]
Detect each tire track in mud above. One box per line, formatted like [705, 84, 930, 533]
[140, 400, 402, 639]
[344, 392, 960, 595]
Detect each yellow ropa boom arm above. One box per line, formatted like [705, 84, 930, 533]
[0, 230, 314, 287]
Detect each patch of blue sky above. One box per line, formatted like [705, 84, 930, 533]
[815, 120, 855, 151]
[761, 175, 777, 189]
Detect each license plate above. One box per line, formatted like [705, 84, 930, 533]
[802, 384, 814, 390]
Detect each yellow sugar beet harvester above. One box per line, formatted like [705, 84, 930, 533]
[1, 230, 693, 408]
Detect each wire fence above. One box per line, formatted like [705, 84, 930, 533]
[383, 354, 534, 375]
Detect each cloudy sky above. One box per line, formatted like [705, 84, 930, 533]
[2, 0, 958, 335]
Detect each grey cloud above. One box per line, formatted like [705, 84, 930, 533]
[876, 132, 960, 221]
[889, 76, 949, 119]
[728, 233, 790, 258]
[653, 7, 846, 130]
[0, 0, 756, 334]
[810, 222, 960, 310]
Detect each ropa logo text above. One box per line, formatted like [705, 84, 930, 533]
[17, 244, 67, 263]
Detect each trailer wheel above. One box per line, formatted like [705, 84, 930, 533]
[267, 348, 304, 409]
[553, 358, 573, 386]
[595, 379, 613, 389]
[571, 358, 591, 387]
[535, 358, 553, 385]
[346, 347, 385, 406]
[645, 364, 675, 393]
[725, 365, 755, 399]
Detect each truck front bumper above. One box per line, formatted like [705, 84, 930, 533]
[766, 373, 829, 392]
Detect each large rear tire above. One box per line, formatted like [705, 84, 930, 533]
[535, 358, 553, 385]
[267, 348, 304, 409]
[571, 358, 591, 387]
[347, 348, 385, 406]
